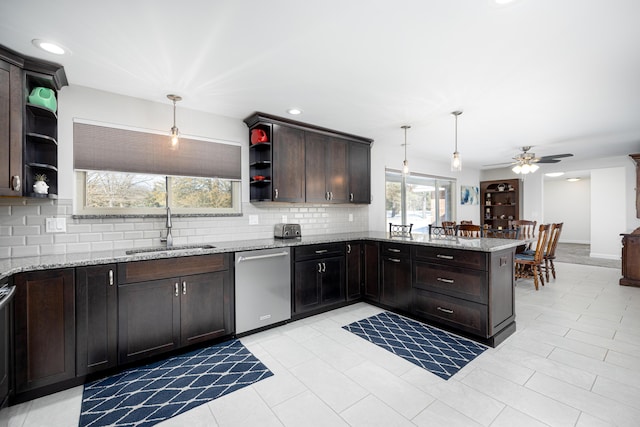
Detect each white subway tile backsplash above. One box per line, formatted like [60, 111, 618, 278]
[0, 199, 369, 257]
[66, 243, 92, 254]
[40, 244, 67, 255]
[12, 245, 40, 258]
[91, 224, 114, 232]
[26, 235, 54, 245]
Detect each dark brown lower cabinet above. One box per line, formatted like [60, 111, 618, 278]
[118, 278, 180, 364]
[363, 241, 380, 302]
[293, 244, 345, 315]
[346, 242, 362, 300]
[14, 269, 75, 393]
[76, 264, 118, 376]
[380, 254, 411, 312]
[118, 254, 233, 365]
[180, 271, 231, 347]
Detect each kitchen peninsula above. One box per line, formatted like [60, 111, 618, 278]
[1, 232, 519, 403]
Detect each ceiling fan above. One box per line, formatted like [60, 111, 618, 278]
[485, 146, 574, 174]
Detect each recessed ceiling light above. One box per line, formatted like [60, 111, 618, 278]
[32, 39, 68, 55]
[566, 177, 581, 182]
[545, 172, 565, 177]
[287, 108, 302, 115]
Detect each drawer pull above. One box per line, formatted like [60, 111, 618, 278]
[388, 258, 401, 263]
[437, 277, 455, 284]
[387, 248, 401, 253]
[437, 306, 454, 314]
[436, 254, 454, 260]
[315, 249, 328, 254]
[347, 244, 351, 254]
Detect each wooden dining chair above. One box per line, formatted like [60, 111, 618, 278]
[389, 223, 412, 236]
[515, 224, 550, 290]
[542, 222, 563, 281]
[457, 224, 482, 238]
[509, 220, 537, 241]
[483, 224, 519, 239]
[460, 220, 473, 225]
[442, 221, 456, 236]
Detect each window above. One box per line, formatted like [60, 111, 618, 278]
[385, 169, 456, 233]
[73, 121, 241, 215]
[76, 171, 240, 215]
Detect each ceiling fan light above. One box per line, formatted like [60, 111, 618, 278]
[512, 164, 522, 174]
[521, 164, 531, 174]
[530, 164, 540, 173]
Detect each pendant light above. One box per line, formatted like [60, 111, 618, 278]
[401, 125, 411, 175]
[167, 94, 182, 150]
[451, 111, 462, 172]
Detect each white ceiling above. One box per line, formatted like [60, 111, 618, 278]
[2, 0, 639, 170]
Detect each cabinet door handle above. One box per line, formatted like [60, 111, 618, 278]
[322, 262, 326, 272]
[182, 281, 187, 295]
[274, 188, 279, 199]
[347, 244, 351, 254]
[350, 193, 354, 202]
[436, 254, 454, 260]
[315, 249, 328, 254]
[388, 258, 401, 263]
[329, 191, 333, 200]
[437, 277, 455, 284]
[325, 191, 329, 200]
[317, 262, 322, 273]
[174, 282, 179, 297]
[12, 175, 21, 192]
[388, 248, 401, 253]
[437, 306, 454, 314]
[108, 269, 114, 286]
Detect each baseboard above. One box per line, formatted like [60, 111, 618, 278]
[589, 252, 621, 260]
[560, 239, 590, 245]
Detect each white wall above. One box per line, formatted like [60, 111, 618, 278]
[591, 167, 625, 259]
[544, 178, 591, 244]
[370, 138, 481, 232]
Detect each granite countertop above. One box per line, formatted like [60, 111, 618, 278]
[0, 231, 523, 281]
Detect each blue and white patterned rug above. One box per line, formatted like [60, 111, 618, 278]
[343, 312, 487, 380]
[79, 339, 273, 427]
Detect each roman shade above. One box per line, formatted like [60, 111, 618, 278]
[73, 122, 241, 180]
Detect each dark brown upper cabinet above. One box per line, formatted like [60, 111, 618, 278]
[244, 112, 372, 204]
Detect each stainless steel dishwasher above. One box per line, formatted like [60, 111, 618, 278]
[235, 247, 291, 334]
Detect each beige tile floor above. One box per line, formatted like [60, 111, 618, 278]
[2, 262, 639, 426]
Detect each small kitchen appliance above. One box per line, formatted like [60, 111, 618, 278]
[273, 223, 301, 239]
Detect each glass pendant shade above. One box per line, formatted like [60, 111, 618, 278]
[401, 125, 411, 175]
[167, 94, 182, 151]
[451, 151, 462, 171]
[450, 111, 462, 172]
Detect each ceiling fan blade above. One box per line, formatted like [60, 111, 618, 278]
[482, 161, 515, 167]
[538, 153, 574, 160]
[536, 159, 561, 163]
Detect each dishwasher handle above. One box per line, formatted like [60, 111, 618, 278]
[236, 251, 289, 263]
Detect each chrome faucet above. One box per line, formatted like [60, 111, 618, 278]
[165, 206, 173, 247]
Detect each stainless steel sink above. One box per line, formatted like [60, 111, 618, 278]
[126, 244, 216, 254]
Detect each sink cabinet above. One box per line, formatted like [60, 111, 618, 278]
[76, 264, 118, 376]
[117, 254, 233, 364]
[294, 243, 345, 315]
[14, 268, 76, 394]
